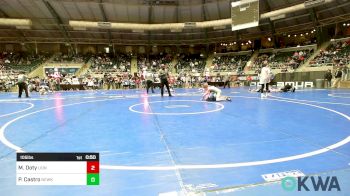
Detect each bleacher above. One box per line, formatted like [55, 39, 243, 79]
[249, 49, 312, 72]
[89, 53, 132, 77]
[51, 53, 91, 64]
[1, 39, 349, 92]
[309, 38, 350, 67]
[176, 54, 206, 73]
[137, 53, 173, 71]
[1, 52, 50, 73]
[212, 54, 250, 72]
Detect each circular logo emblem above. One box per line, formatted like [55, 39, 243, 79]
[281, 177, 297, 191]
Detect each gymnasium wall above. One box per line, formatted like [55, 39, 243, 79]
[275, 71, 327, 83]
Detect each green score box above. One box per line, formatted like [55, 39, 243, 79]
[87, 174, 100, 185]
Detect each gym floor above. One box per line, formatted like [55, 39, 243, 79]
[0, 87, 349, 196]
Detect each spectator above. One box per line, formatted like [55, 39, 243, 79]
[324, 69, 333, 88]
[332, 68, 342, 88]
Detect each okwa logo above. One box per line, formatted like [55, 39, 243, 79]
[281, 176, 341, 191]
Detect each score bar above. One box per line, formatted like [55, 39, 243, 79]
[16, 153, 99, 185]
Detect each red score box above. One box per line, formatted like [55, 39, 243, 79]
[87, 161, 99, 174]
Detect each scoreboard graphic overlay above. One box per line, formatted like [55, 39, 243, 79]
[16, 153, 99, 185]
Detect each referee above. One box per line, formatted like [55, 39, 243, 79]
[158, 64, 172, 97]
[145, 69, 155, 94]
[17, 71, 29, 98]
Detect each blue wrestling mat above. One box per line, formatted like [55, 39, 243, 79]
[0, 88, 349, 195]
